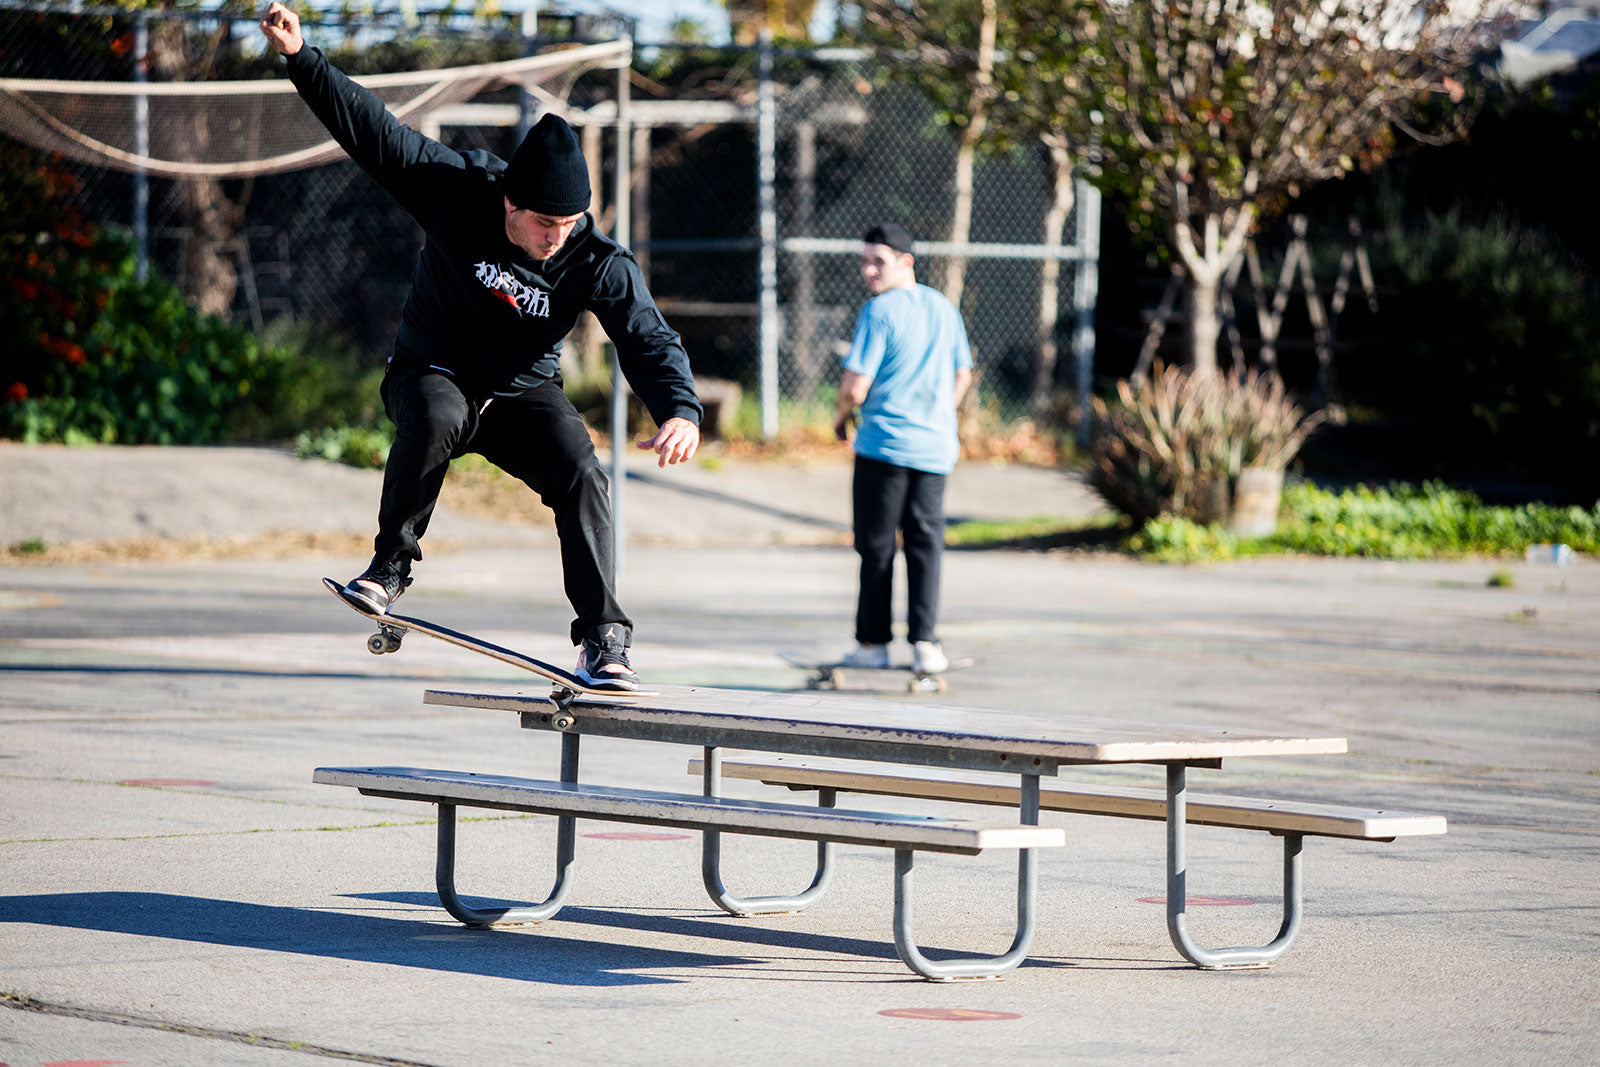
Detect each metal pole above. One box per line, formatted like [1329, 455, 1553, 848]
[513, 3, 538, 145]
[757, 29, 779, 440]
[609, 40, 632, 576]
[1070, 176, 1101, 448]
[133, 11, 149, 281]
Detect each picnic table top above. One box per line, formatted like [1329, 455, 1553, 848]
[423, 684, 1348, 764]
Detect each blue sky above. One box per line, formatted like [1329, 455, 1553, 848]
[556, 1, 839, 44]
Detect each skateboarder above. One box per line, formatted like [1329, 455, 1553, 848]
[261, 3, 700, 690]
[832, 222, 972, 676]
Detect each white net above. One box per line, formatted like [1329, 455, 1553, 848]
[0, 38, 628, 179]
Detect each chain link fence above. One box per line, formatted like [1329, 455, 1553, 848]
[1, 6, 1099, 435]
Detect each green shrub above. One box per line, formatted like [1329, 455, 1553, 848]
[295, 425, 393, 469]
[1371, 210, 1600, 457]
[2, 223, 286, 446]
[1130, 481, 1600, 562]
[227, 320, 387, 442]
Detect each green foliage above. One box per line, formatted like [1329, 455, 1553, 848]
[294, 425, 393, 470]
[851, 1, 1033, 158]
[2, 229, 286, 446]
[0, 146, 303, 446]
[1130, 481, 1600, 562]
[1089, 364, 1325, 523]
[1371, 208, 1600, 454]
[227, 320, 387, 442]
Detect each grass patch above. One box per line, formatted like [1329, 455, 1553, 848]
[946, 514, 1125, 551]
[294, 424, 392, 469]
[0, 530, 396, 565]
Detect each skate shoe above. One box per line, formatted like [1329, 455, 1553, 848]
[912, 640, 950, 675]
[838, 643, 890, 669]
[576, 626, 640, 691]
[343, 560, 412, 616]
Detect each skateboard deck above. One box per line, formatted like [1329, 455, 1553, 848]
[323, 578, 652, 699]
[779, 651, 975, 694]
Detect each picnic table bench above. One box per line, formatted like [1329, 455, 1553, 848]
[312, 764, 1063, 980]
[686, 754, 1448, 969]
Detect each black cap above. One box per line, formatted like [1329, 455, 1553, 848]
[504, 113, 591, 215]
[863, 222, 915, 256]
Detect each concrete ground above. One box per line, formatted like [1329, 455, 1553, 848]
[1, 446, 1596, 1066]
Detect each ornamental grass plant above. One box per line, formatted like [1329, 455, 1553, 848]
[1089, 363, 1326, 523]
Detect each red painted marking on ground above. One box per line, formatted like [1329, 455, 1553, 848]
[117, 778, 219, 787]
[1138, 896, 1256, 906]
[582, 831, 691, 841]
[878, 1008, 1021, 1021]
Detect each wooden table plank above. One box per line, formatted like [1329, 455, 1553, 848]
[423, 684, 1348, 763]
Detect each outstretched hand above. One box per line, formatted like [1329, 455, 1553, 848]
[637, 416, 700, 468]
[259, 2, 304, 56]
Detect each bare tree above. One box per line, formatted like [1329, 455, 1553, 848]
[856, 0, 1003, 311]
[146, 10, 249, 318]
[1009, 0, 1519, 374]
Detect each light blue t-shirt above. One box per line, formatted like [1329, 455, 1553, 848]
[843, 283, 973, 475]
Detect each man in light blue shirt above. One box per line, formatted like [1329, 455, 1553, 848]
[833, 222, 973, 675]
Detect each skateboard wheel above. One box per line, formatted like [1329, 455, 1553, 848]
[366, 633, 389, 655]
[551, 713, 576, 731]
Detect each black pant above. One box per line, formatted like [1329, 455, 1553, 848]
[375, 360, 629, 646]
[852, 454, 946, 646]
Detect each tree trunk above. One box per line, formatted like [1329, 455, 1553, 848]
[1186, 271, 1221, 378]
[940, 0, 996, 309]
[1171, 202, 1255, 376]
[151, 18, 246, 320]
[1030, 140, 1073, 421]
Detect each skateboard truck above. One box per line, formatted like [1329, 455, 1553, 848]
[366, 621, 405, 656]
[547, 687, 579, 725]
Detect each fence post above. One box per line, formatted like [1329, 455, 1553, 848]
[1071, 176, 1101, 448]
[758, 29, 779, 440]
[514, 4, 537, 145]
[133, 11, 149, 281]
[611, 40, 632, 576]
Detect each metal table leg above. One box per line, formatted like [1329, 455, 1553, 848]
[1165, 763, 1303, 968]
[701, 746, 835, 916]
[434, 731, 580, 926]
[893, 773, 1042, 981]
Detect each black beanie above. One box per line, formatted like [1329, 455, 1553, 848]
[504, 113, 591, 215]
[863, 222, 915, 255]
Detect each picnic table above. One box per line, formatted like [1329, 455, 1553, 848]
[317, 684, 1442, 980]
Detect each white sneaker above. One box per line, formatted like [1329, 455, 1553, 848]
[838, 643, 890, 669]
[912, 640, 950, 675]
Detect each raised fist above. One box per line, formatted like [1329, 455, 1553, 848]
[259, 2, 304, 56]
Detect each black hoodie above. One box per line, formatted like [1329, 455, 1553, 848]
[284, 45, 701, 427]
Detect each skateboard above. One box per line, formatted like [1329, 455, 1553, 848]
[323, 577, 652, 701]
[778, 651, 975, 694]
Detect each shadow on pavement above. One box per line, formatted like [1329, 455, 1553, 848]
[347, 891, 1071, 970]
[0, 892, 754, 986]
[625, 469, 849, 533]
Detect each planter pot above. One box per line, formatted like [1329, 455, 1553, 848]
[1230, 467, 1284, 537]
